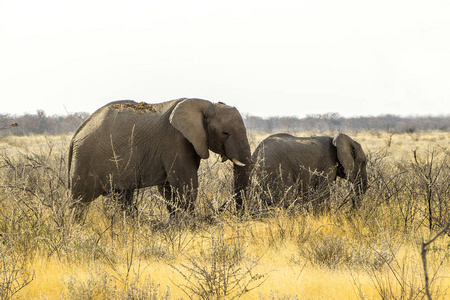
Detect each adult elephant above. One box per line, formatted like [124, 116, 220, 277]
[252, 133, 368, 210]
[68, 98, 251, 219]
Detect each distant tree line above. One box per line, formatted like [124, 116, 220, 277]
[0, 110, 89, 136]
[1, 110, 449, 136]
[244, 113, 450, 133]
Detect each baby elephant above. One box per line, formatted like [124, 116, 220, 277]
[252, 133, 368, 210]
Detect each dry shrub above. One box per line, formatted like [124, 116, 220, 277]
[300, 232, 352, 269]
[62, 263, 170, 300]
[0, 248, 35, 300]
[169, 224, 267, 299]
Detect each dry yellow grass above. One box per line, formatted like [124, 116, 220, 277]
[19, 217, 450, 299]
[1, 130, 449, 299]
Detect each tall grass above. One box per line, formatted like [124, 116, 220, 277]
[0, 131, 449, 299]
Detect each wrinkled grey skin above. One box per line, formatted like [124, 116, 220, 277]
[68, 98, 251, 219]
[252, 133, 368, 209]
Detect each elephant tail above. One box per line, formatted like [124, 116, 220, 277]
[67, 139, 74, 189]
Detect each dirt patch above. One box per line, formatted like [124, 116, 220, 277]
[111, 101, 156, 112]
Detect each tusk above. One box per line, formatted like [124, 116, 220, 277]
[231, 158, 246, 167]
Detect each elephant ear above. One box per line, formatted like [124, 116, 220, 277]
[332, 133, 359, 180]
[169, 99, 211, 159]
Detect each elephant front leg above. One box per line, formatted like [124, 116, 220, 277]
[158, 182, 177, 215]
[160, 158, 200, 217]
[118, 189, 137, 215]
[158, 180, 198, 216]
[309, 177, 331, 213]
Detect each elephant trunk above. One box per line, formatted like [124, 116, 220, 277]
[231, 143, 252, 213]
[233, 160, 251, 212]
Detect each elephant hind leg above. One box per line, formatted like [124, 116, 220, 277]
[69, 180, 103, 222]
[70, 200, 90, 223]
[70, 194, 93, 223]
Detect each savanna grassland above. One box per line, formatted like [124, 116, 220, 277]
[0, 130, 449, 299]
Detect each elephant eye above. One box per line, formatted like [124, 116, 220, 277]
[222, 131, 230, 138]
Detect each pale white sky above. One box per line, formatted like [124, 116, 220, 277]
[1, 0, 449, 118]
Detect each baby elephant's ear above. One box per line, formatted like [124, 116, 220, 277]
[333, 133, 357, 180]
[170, 99, 211, 159]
